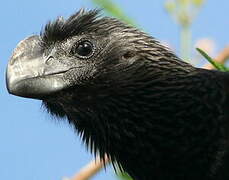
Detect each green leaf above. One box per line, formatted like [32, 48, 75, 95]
[196, 48, 229, 72]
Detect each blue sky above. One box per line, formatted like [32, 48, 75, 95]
[0, 1, 228, 180]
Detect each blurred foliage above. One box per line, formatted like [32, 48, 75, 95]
[165, 0, 206, 61]
[91, 0, 135, 26]
[165, 0, 205, 26]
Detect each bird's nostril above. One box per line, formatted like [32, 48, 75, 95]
[45, 56, 54, 65]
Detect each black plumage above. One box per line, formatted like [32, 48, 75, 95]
[6, 9, 229, 180]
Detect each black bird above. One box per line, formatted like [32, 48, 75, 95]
[6, 9, 229, 180]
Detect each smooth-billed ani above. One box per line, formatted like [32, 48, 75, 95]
[6, 9, 229, 180]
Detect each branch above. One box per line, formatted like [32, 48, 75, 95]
[63, 155, 110, 180]
[203, 46, 229, 69]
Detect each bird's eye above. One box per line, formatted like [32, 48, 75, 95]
[71, 40, 94, 58]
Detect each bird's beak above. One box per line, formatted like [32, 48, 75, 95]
[6, 35, 69, 99]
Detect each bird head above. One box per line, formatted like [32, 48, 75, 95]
[6, 9, 187, 101]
